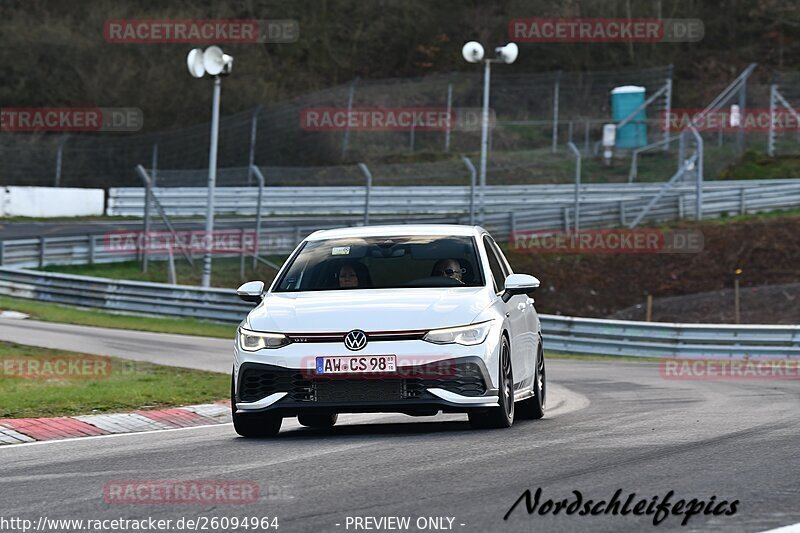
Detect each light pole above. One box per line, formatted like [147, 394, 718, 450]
[462, 41, 518, 224]
[187, 46, 234, 287]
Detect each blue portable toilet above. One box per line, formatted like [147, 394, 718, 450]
[611, 85, 647, 149]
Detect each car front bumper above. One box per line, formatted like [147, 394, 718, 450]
[233, 338, 501, 415]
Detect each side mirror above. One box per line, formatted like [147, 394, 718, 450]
[237, 281, 264, 303]
[501, 274, 540, 303]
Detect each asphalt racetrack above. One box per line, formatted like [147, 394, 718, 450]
[1, 321, 798, 532]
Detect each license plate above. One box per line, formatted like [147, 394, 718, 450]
[316, 355, 396, 375]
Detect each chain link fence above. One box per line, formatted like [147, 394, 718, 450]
[1, 65, 675, 188]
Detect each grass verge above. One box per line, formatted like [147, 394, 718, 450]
[0, 341, 228, 418]
[0, 296, 234, 339]
[546, 352, 661, 363]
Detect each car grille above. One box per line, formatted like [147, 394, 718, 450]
[403, 362, 487, 398]
[239, 368, 314, 402]
[315, 379, 402, 402]
[238, 361, 487, 404]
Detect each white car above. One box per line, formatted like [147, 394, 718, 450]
[231, 225, 545, 437]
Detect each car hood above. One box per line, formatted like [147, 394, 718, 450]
[245, 288, 493, 333]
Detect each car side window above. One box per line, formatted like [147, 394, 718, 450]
[488, 239, 513, 276]
[483, 236, 506, 294]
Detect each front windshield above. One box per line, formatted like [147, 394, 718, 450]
[273, 235, 485, 292]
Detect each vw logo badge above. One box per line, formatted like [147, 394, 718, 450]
[344, 329, 367, 351]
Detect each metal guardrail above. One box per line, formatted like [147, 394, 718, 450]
[106, 179, 800, 217]
[0, 230, 303, 269]
[0, 267, 252, 323]
[4, 180, 800, 269]
[1, 268, 798, 358]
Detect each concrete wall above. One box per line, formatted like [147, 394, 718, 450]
[0, 187, 104, 217]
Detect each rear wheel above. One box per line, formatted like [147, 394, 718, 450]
[231, 372, 282, 438]
[517, 341, 546, 420]
[298, 413, 338, 428]
[469, 335, 514, 429]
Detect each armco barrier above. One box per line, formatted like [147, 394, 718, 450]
[106, 179, 800, 218]
[0, 268, 251, 323]
[1, 268, 798, 358]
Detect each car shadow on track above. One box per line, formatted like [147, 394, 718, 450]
[228, 416, 556, 442]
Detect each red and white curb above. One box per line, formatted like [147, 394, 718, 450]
[0, 401, 231, 445]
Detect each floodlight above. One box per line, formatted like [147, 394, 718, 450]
[462, 41, 484, 63]
[187, 48, 205, 78]
[203, 46, 234, 76]
[496, 43, 519, 64]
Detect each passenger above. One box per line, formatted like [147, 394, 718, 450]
[431, 259, 465, 284]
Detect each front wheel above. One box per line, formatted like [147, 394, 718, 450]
[517, 342, 546, 420]
[231, 372, 282, 438]
[468, 335, 514, 429]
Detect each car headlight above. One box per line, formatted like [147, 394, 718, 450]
[238, 328, 290, 351]
[422, 321, 493, 346]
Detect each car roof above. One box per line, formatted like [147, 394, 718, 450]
[305, 224, 487, 241]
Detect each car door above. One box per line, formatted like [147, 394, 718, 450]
[487, 237, 537, 389]
[482, 235, 529, 390]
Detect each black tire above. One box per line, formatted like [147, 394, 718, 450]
[468, 335, 514, 429]
[231, 372, 282, 438]
[517, 341, 546, 420]
[298, 413, 338, 428]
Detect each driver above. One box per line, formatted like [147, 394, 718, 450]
[338, 263, 360, 288]
[432, 258, 465, 284]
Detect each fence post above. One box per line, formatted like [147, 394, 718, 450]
[445, 83, 453, 152]
[89, 235, 96, 265]
[583, 120, 590, 153]
[142, 171, 152, 272]
[739, 188, 747, 215]
[54, 135, 68, 187]
[341, 79, 357, 159]
[563, 206, 570, 231]
[151, 143, 158, 182]
[692, 126, 704, 221]
[0, 241, 4, 266]
[239, 228, 247, 280]
[566, 142, 581, 234]
[39, 237, 46, 268]
[736, 78, 747, 154]
[619, 202, 626, 226]
[768, 83, 777, 157]
[247, 106, 261, 185]
[357, 163, 372, 225]
[462, 156, 477, 225]
[250, 165, 266, 270]
[662, 75, 672, 151]
[551, 71, 561, 153]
